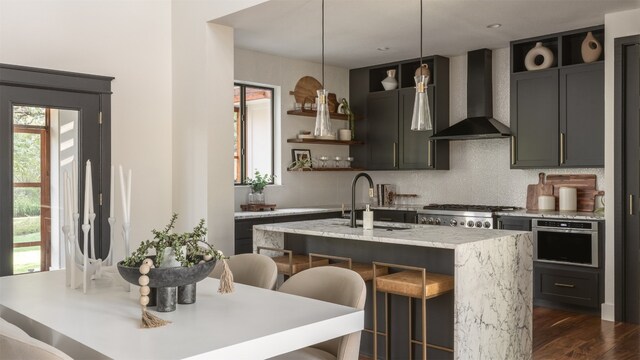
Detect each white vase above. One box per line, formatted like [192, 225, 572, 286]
[160, 246, 186, 268]
[524, 42, 554, 71]
[381, 69, 398, 90]
[581, 31, 602, 63]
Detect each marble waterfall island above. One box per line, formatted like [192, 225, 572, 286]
[254, 219, 533, 360]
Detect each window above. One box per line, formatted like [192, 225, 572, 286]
[234, 83, 274, 184]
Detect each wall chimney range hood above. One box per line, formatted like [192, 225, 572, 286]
[430, 49, 511, 140]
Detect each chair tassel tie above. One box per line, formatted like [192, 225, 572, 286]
[218, 258, 235, 294]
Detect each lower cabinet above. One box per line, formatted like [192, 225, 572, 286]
[234, 211, 341, 254]
[534, 263, 601, 309]
[496, 216, 531, 231]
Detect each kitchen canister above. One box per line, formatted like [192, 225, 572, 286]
[538, 195, 556, 211]
[559, 187, 577, 211]
[338, 129, 352, 141]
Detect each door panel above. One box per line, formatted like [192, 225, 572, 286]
[366, 91, 398, 170]
[399, 86, 435, 169]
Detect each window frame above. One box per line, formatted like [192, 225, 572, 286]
[234, 82, 275, 186]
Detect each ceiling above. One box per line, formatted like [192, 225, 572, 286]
[213, 0, 640, 69]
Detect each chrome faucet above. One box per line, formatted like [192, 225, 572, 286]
[351, 172, 374, 228]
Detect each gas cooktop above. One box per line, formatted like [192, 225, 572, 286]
[422, 204, 519, 212]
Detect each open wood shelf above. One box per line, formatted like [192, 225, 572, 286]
[287, 167, 364, 172]
[286, 110, 350, 121]
[287, 138, 364, 145]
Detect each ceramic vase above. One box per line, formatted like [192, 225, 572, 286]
[381, 69, 398, 90]
[581, 31, 602, 63]
[524, 42, 554, 71]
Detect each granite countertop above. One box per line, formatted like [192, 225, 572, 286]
[235, 206, 343, 220]
[253, 218, 528, 250]
[495, 209, 605, 220]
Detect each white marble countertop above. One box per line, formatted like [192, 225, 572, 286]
[0, 271, 363, 359]
[254, 218, 528, 250]
[495, 209, 605, 220]
[234, 205, 423, 220]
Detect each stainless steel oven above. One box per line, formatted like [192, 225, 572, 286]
[532, 219, 599, 268]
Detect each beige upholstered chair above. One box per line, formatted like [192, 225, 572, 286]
[209, 253, 278, 290]
[0, 317, 72, 360]
[271, 266, 367, 360]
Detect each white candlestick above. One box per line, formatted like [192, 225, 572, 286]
[126, 169, 132, 222]
[83, 160, 91, 225]
[63, 172, 69, 228]
[119, 166, 128, 222]
[110, 165, 115, 218]
[88, 163, 94, 215]
[72, 160, 78, 215]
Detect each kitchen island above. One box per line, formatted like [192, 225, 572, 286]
[254, 218, 532, 360]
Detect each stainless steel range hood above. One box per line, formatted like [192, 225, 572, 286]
[430, 49, 511, 140]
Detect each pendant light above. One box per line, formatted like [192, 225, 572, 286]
[410, 0, 433, 131]
[314, 0, 332, 137]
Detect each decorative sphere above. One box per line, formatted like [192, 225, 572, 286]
[140, 295, 150, 306]
[199, 260, 205, 264]
[138, 275, 149, 286]
[139, 264, 150, 275]
[142, 258, 154, 267]
[203, 254, 213, 261]
[140, 286, 151, 296]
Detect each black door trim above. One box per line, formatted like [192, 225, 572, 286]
[614, 34, 640, 322]
[0, 63, 113, 94]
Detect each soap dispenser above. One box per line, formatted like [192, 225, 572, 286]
[363, 204, 374, 230]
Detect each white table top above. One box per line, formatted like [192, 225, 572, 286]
[0, 271, 363, 359]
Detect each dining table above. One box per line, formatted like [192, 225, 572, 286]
[0, 270, 363, 359]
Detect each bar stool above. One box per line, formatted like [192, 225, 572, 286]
[372, 262, 454, 360]
[257, 246, 329, 278]
[308, 253, 389, 342]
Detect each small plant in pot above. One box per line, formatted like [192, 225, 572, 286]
[246, 170, 275, 204]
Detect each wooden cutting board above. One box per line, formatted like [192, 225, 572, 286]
[545, 174, 601, 211]
[290, 76, 322, 104]
[526, 172, 554, 210]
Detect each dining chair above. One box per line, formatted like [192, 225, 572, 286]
[272, 266, 366, 360]
[209, 253, 278, 290]
[0, 317, 73, 360]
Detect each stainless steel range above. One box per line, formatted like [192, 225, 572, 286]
[417, 204, 519, 229]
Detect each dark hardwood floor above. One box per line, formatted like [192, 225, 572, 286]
[360, 307, 640, 360]
[533, 307, 639, 359]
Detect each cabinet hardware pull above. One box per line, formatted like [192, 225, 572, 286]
[511, 136, 516, 165]
[393, 142, 397, 168]
[427, 140, 432, 167]
[497, 220, 503, 229]
[560, 132, 565, 165]
[630, 194, 634, 215]
[554, 282, 575, 288]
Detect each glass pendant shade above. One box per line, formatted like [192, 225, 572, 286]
[314, 89, 332, 137]
[411, 75, 432, 131]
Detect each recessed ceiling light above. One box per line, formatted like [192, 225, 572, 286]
[487, 23, 502, 29]
[377, 47, 390, 51]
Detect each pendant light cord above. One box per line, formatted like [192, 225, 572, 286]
[419, 0, 423, 67]
[322, 0, 325, 88]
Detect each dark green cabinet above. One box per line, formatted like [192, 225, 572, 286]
[560, 63, 604, 167]
[510, 70, 559, 167]
[496, 216, 531, 231]
[510, 26, 604, 169]
[350, 56, 449, 171]
[374, 209, 417, 223]
[366, 90, 399, 169]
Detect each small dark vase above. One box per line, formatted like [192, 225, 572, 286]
[117, 256, 216, 312]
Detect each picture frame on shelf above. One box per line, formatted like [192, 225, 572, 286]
[291, 149, 312, 169]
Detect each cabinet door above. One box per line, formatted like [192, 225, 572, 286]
[366, 91, 399, 169]
[511, 70, 559, 168]
[560, 63, 604, 167]
[497, 216, 531, 231]
[398, 86, 435, 169]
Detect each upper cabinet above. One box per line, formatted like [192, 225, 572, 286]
[510, 26, 604, 168]
[349, 56, 450, 170]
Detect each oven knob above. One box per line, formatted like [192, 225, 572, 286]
[484, 221, 491, 228]
[467, 220, 474, 227]
[450, 219, 457, 227]
[427, 218, 435, 225]
[435, 218, 442, 225]
[419, 217, 427, 224]
[475, 221, 483, 228]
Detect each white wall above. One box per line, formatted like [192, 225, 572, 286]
[0, 0, 173, 258]
[602, 8, 640, 321]
[234, 48, 358, 210]
[171, 0, 269, 256]
[350, 48, 605, 207]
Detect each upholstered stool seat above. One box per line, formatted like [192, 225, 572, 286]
[308, 253, 388, 281]
[258, 246, 329, 277]
[373, 262, 454, 360]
